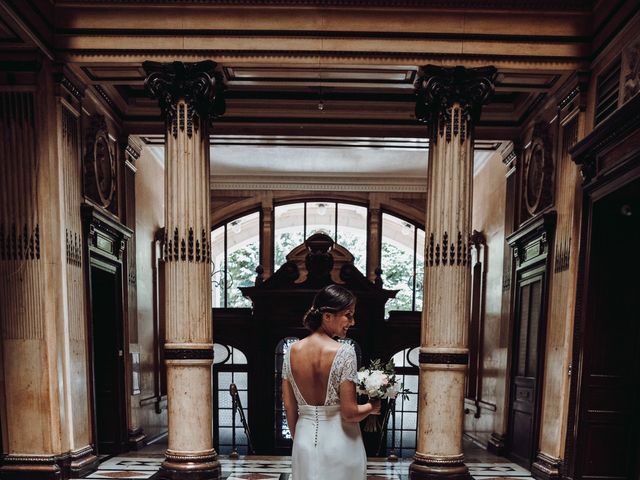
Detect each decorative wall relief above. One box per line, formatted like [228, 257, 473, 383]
[0, 91, 46, 340]
[554, 236, 571, 273]
[523, 121, 554, 216]
[84, 114, 116, 211]
[161, 227, 210, 264]
[426, 231, 471, 267]
[623, 40, 640, 103]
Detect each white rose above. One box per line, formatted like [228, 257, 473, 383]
[384, 384, 399, 399]
[365, 370, 386, 396]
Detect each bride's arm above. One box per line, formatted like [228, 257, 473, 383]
[282, 378, 299, 439]
[339, 381, 379, 423]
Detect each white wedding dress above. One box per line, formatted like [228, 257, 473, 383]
[283, 342, 367, 480]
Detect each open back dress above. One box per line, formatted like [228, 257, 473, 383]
[283, 342, 366, 480]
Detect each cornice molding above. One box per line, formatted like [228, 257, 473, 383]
[56, 28, 591, 45]
[59, 0, 591, 9]
[58, 49, 587, 69]
[209, 175, 427, 192]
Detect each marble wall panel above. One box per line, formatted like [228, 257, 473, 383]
[135, 147, 167, 437]
[464, 149, 508, 443]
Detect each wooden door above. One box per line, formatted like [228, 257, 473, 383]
[90, 262, 127, 454]
[508, 265, 546, 467]
[574, 178, 640, 479]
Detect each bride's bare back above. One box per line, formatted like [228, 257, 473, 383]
[289, 336, 340, 406]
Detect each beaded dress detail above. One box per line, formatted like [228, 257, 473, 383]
[283, 342, 366, 480]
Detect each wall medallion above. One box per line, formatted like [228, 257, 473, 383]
[84, 115, 116, 209]
[524, 122, 554, 215]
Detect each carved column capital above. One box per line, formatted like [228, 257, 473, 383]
[143, 60, 225, 137]
[415, 65, 497, 141]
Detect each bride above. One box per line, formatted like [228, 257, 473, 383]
[282, 285, 380, 480]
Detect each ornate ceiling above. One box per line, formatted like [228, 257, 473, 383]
[3, 0, 627, 144]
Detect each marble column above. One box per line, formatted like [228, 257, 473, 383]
[143, 61, 225, 480]
[410, 65, 496, 480]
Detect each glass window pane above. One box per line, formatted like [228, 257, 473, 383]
[407, 347, 419, 368]
[381, 213, 416, 316]
[415, 228, 425, 311]
[233, 372, 248, 390]
[404, 375, 419, 393]
[402, 430, 416, 446]
[226, 212, 260, 308]
[213, 343, 230, 365]
[337, 203, 367, 273]
[392, 349, 407, 367]
[218, 408, 233, 427]
[403, 412, 417, 429]
[274, 203, 305, 271]
[230, 346, 247, 365]
[218, 427, 233, 444]
[218, 372, 232, 390]
[218, 390, 232, 408]
[306, 202, 336, 239]
[211, 226, 225, 307]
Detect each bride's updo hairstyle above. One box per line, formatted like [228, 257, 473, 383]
[303, 284, 356, 331]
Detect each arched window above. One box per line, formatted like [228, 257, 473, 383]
[386, 347, 419, 458]
[213, 343, 249, 455]
[211, 211, 260, 308]
[381, 213, 425, 317]
[273, 202, 367, 273]
[274, 337, 299, 447]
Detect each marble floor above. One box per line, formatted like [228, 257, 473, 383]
[80, 441, 534, 480]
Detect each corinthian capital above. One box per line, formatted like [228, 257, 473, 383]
[143, 60, 225, 136]
[415, 65, 497, 126]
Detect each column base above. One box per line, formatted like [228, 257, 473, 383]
[409, 455, 472, 480]
[128, 427, 148, 450]
[0, 455, 62, 480]
[150, 464, 221, 480]
[530, 452, 563, 480]
[68, 445, 100, 478]
[487, 432, 506, 456]
[150, 450, 221, 480]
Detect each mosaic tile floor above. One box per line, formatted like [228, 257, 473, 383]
[82, 456, 534, 480]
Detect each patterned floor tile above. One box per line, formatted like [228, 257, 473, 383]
[468, 463, 531, 476]
[225, 474, 283, 479]
[85, 471, 154, 479]
[97, 458, 162, 471]
[78, 453, 530, 480]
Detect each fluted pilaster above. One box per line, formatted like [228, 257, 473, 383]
[143, 60, 225, 480]
[410, 65, 496, 480]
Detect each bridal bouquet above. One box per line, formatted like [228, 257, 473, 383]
[356, 358, 410, 431]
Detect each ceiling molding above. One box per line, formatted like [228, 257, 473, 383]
[209, 175, 428, 192]
[54, 0, 592, 9]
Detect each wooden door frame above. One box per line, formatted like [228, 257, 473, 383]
[82, 203, 133, 454]
[87, 257, 127, 453]
[505, 211, 556, 468]
[564, 93, 640, 479]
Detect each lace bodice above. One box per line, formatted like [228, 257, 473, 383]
[283, 342, 358, 406]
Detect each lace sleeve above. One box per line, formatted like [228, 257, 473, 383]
[339, 345, 359, 385]
[282, 348, 291, 382]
